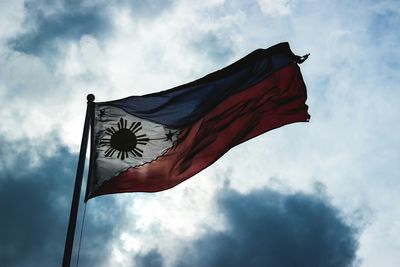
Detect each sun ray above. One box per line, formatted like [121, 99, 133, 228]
[99, 138, 111, 144]
[105, 147, 116, 157]
[130, 122, 141, 132]
[99, 140, 111, 146]
[137, 137, 150, 143]
[133, 126, 142, 134]
[130, 150, 139, 157]
[106, 128, 115, 135]
[129, 122, 136, 130]
[137, 141, 148, 145]
[133, 147, 143, 157]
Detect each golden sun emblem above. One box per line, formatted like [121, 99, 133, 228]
[99, 118, 149, 160]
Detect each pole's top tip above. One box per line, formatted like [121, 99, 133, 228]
[87, 94, 95, 102]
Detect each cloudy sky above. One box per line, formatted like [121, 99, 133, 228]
[1, 0, 399, 266]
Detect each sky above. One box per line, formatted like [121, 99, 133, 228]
[0, 0, 399, 266]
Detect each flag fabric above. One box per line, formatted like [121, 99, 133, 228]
[85, 42, 310, 200]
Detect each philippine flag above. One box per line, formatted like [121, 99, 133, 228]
[85, 42, 310, 200]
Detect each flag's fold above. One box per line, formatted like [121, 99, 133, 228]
[85, 42, 310, 200]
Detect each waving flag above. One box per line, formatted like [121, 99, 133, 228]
[85, 42, 310, 200]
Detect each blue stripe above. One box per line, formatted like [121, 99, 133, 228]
[98, 42, 301, 128]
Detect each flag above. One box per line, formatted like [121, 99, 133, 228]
[85, 42, 310, 200]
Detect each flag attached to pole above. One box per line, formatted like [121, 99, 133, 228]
[85, 42, 310, 200]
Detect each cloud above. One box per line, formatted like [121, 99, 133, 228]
[190, 30, 236, 63]
[134, 249, 164, 267]
[9, 0, 113, 56]
[0, 137, 126, 267]
[257, 0, 296, 16]
[0, 50, 57, 99]
[132, 185, 360, 267]
[123, 0, 174, 19]
[0, 0, 25, 41]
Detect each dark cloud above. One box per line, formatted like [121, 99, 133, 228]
[134, 249, 164, 267]
[9, 0, 112, 55]
[135, 186, 360, 267]
[191, 32, 235, 64]
[123, 0, 174, 19]
[178, 188, 359, 267]
[0, 137, 125, 267]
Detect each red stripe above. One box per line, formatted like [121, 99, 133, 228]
[91, 63, 310, 198]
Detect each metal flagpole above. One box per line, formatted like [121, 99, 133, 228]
[62, 94, 95, 267]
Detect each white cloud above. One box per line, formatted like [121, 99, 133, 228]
[0, 0, 25, 41]
[0, 49, 59, 139]
[257, 0, 296, 16]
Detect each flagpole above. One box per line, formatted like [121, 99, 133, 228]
[62, 94, 95, 267]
